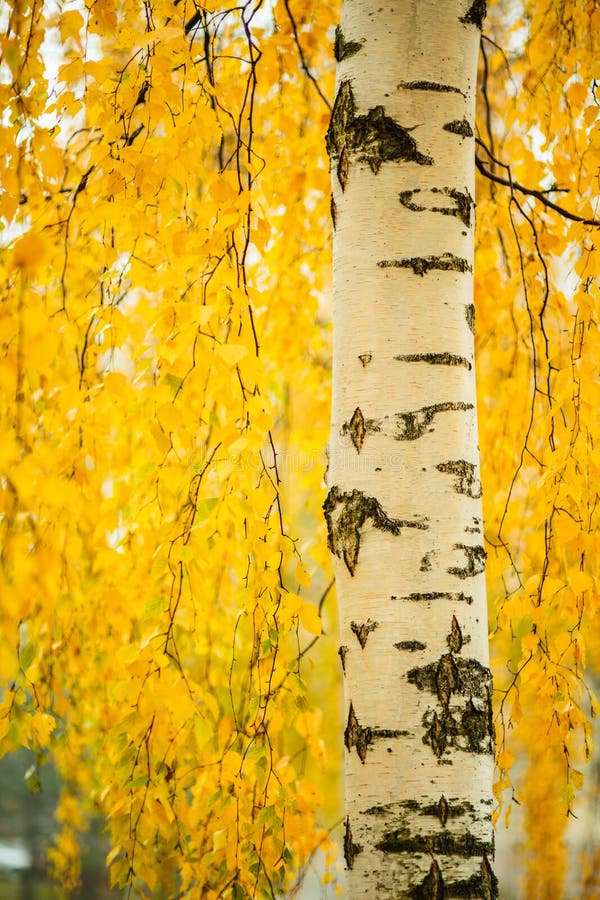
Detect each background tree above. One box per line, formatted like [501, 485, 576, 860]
[0, 1, 599, 898]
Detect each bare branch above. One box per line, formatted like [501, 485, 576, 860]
[475, 139, 600, 227]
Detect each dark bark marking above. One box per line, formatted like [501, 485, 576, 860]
[482, 853, 500, 900]
[465, 303, 475, 333]
[399, 80, 464, 97]
[323, 486, 428, 576]
[414, 858, 444, 900]
[439, 795, 449, 827]
[436, 653, 460, 709]
[420, 551, 434, 572]
[337, 145, 349, 191]
[447, 615, 463, 653]
[428, 709, 448, 758]
[448, 544, 486, 579]
[392, 401, 474, 441]
[378, 253, 471, 276]
[330, 194, 336, 229]
[394, 351, 472, 370]
[443, 118, 474, 138]
[334, 25, 363, 61]
[375, 727, 410, 739]
[408, 657, 494, 756]
[395, 640, 427, 652]
[326, 80, 432, 179]
[343, 817, 362, 869]
[398, 187, 474, 228]
[344, 703, 409, 762]
[436, 460, 482, 499]
[407, 657, 492, 703]
[358, 352, 372, 367]
[465, 516, 482, 534]
[338, 644, 348, 673]
[365, 798, 475, 819]
[461, 694, 493, 753]
[392, 591, 474, 605]
[344, 401, 474, 445]
[326, 80, 355, 160]
[446, 855, 499, 899]
[348, 407, 366, 453]
[377, 828, 493, 857]
[460, 0, 487, 29]
[345, 702, 372, 762]
[350, 618, 378, 649]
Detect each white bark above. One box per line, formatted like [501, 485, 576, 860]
[325, 2, 496, 897]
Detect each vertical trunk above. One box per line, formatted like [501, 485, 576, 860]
[325, 2, 496, 897]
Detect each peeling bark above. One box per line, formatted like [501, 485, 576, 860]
[378, 253, 471, 275]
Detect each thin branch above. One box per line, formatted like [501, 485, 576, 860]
[282, 0, 331, 111]
[475, 140, 600, 226]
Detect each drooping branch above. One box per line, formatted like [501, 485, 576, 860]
[283, 0, 332, 111]
[475, 139, 600, 227]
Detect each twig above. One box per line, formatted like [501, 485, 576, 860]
[475, 139, 600, 226]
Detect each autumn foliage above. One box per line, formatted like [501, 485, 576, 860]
[0, 0, 599, 897]
[1, 0, 337, 896]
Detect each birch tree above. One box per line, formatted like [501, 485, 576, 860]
[324, 2, 496, 896]
[2, 0, 600, 897]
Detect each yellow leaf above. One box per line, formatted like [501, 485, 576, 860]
[299, 602, 321, 636]
[521, 631, 538, 655]
[12, 233, 46, 271]
[570, 770, 584, 791]
[295, 562, 311, 589]
[497, 748, 515, 772]
[215, 343, 248, 365]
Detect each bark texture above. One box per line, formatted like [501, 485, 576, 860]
[326, 2, 496, 897]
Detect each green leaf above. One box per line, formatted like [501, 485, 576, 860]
[19, 642, 36, 671]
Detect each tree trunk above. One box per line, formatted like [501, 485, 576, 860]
[325, 2, 497, 896]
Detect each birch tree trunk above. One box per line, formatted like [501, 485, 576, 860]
[324, 2, 497, 897]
